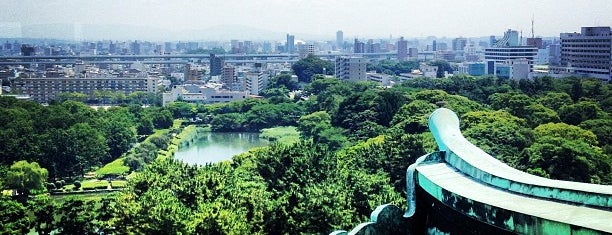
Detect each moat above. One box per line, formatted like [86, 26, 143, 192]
[174, 132, 269, 165]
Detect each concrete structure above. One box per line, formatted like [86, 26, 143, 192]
[397, 37, 408, 61]
[559, 26, 611, 81]
[336, 30, 343, 48]
[162, 83, 247, 106]
[408, 48, 418, 58]
[452, 37, 467, 51]
[484, 47, 538, 76]
[353, 39, 365, 54]
[549, 43, 561, 65]
[456, 62, 486, 76]
[244, 71, 269, 95]
[221, 66, 236, 90]
[332, 108, 612, 235]
[286, 34, 295, 53]
[335, 56, 367, 81]
[185, 63, 203, 81]
[16, 76, 159, 103]
[298, 44, 315, 59]
[420, 64, 438, 78]
[494, 29, 520, 47]
[367, 72, 392, 86]
[209, 54, 224, 76]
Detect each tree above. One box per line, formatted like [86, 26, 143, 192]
[55, 198, 98, 234]
[429, 60, 453, 78]
[150, 109, 174, 129]
[519, 122, 610, 184]
[5, 160, 48, 197]
[461, 110, 533, 164]
[291, 55, 333, 83]
[28, 195, 57, 235]
[536, 92, 573, 111]
[137, 117, 154, 135]
[0, 196, 31, 235]
[67, 123, 109, 176]
[267, 74, 299, 91]
[558, 101, 604, 125]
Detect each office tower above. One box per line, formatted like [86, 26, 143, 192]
[559, 26, 611, 81]
[335, 56, 367, 81]
[526, 38, 543, 49]
[354, 39, 365, 53]
[336, 30, 344, 48]
[397, 37, 408, 61]
[493, 29, 520, 47]
[221, 65, 237, 89]
[484, 29, 538, 77]
[432, 40, 437, 51]
[286, 34, 295, 53]
[210, 54, 224, 76]
[131, 41, 141, 55]
[548, 43, 561, 65]
[452, 37, 468, 51]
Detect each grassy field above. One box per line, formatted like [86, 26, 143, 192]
[96, 158, 130, 178]
[260, 126, 300, 144]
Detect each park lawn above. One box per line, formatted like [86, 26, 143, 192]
[81, 180, 110, 188]
[260, 126, 300, 144]
[111, 180, 128, 188]
[96, 158, 130, 178]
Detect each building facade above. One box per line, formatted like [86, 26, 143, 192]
[162, 83, 247, 106]
[559, 26, 611, 81]
[209, 54, 224, 76]
[397, 37, 408, 61]
[335, 56, 367, 81]
[17, 76, 159, 103]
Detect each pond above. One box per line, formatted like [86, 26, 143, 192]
[174, 132, 269, 165]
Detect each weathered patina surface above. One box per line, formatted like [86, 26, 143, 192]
[331, 108, 612, 235]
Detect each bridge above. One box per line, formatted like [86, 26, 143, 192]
[332, 108, 612, 235]
[0, 52, 397, 66]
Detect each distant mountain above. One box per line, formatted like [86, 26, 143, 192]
[1, 23, 330, 42]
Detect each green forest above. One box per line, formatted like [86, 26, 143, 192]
[0, 62, 611, 234]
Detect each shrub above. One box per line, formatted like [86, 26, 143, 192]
[73, 181, 81, 190]
[54, 181, 63, 189]
[46, 182, 56, 190]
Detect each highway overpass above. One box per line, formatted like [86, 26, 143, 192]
[332, 108, 612, 235]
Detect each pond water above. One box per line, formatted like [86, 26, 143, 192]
[174, 132, 269, 165]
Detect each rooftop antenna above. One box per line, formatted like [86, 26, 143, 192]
[531, 15, 535, 38]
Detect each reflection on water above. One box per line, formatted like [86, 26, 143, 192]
[174, 132, 269, 165]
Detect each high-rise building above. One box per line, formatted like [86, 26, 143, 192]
[336, 30, 344, 48]
[335, 56, 367, 81]
[397, 37, 408, 61]
[286, 34, 295, 53]
[17, 76, 159, 103]
[432, 40, 437, 51]
[209, 54, 224, 76]
[452, 37, 468, 51]
[526, 38, 544, 49]
[298, 44, 316, 58]
[559, 26, 611, 81]
[245, 71, 269, 95]
[354, 39, 365, 53]
[548, 43, 561, 65]
[493, 29, 520, 47]
[221, 66, 237, 89]
[485, 29, 538, 76]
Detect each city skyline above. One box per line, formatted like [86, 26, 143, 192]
[1, 0, 611, 41]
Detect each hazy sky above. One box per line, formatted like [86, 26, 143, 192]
[1, 0, 611, 39]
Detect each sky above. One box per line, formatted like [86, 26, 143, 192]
[0, 0, 611, 40]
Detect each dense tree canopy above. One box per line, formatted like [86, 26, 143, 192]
[0, 74, 611, 234]
[291, 55, 334, 83]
